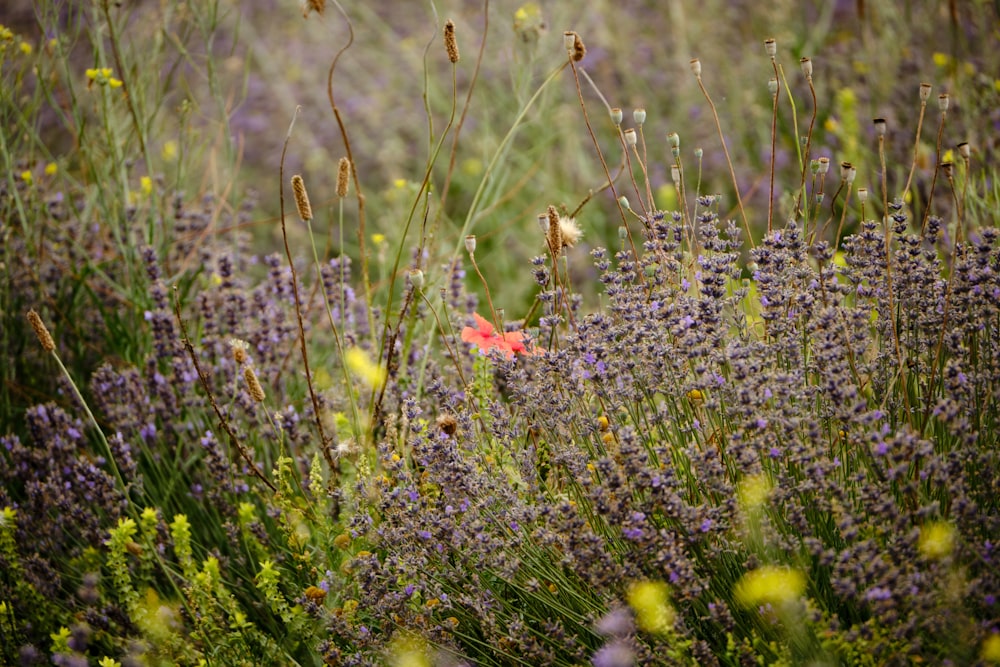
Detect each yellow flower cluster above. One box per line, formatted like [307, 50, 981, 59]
[85, 67, 123, 88]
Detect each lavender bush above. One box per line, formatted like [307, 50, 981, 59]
[2, 2, 999, 665]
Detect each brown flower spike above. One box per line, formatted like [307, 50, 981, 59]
[444, 20, 459, 64]
[291, 174, 313, 222]
[27, 309, 55, 352]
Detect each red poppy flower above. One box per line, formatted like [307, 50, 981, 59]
[460, 312, 541, 359]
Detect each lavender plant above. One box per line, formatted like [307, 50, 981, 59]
[2, 2, 1000, 666]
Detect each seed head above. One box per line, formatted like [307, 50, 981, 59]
[336, 157, 350, 197]
[632, 108, 646, 126]
[799, 57, 812, 78]
[536, 213, 550, 234]
[938, 93, 950, 112]
[919, 82, 932, 102]
[840, 161, 853, 181]
[873, 117, 887, 137]
[244, 367, 266, 403]
[767, 77, 778, 97]
[27, 309, 55, 352]
[609, 107, 623, 125]
[689, 58, 701, 77]
[857, 187, 868, 204]
[408, 269, 425, 291]
[230, 338, 250, 365]
[558, 216, 582, 248]
[464, 235, 477, 255]
[623, 128, 637, 147]
[764, 38, 777, 58]
[437, 413, 458, 436]
[817, 157, 830, 174]
[291, 174, 312, 222]
[667, 132, 680, 149]
[957, 142, 970, 159]
[570, 32, 586, 61]
[443, 20, 460, 63]
[301, 0, 325, 17]
[546, 205, 562, 255]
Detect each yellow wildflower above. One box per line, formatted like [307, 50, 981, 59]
[982, 634, 1000, 663]
[627, 580, 676, 634]
[345, 347, 386, 390]
[734, 566, 806, 608]
[161, 140, 178, 162]
[918, 521, 956, 559]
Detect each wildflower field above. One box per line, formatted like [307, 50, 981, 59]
[3, 1, 1000, 664]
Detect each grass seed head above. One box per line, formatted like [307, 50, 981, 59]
[291, 174, 312, 222]
[444, 20, 460, 64]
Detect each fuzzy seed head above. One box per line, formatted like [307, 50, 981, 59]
[336, 157, 350, 197]
[244, 367, 265, 403]
[444, 20, 460, 63]
[558, 216, 582, 248]
[27, 309, 55, 352]
[230, 338, 250, 365]
[291, 174, 312, 222]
